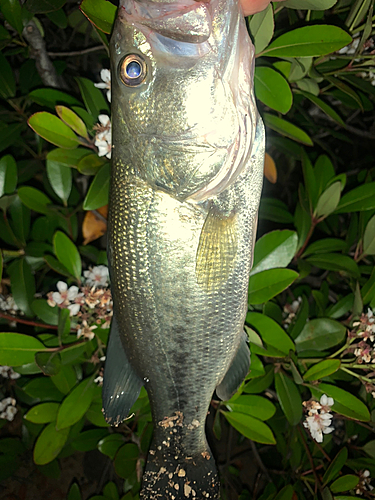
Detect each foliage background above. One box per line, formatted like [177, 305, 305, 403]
[0, 0, 375, 499]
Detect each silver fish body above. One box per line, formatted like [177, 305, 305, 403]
[103, 0, 265, 498]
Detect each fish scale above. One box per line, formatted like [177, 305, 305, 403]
[103, 0, 265, 497]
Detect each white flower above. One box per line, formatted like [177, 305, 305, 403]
[94, 375, 103, 385]
[77, 320, 97, 341]
[0, 366, 21, 379]
[0, 397, 17, 421]
[338, 37, 360, 55]
[0, 295, 19, 313]
[303, 412, 334, 443]
[94, 69, 111, 102]
[94, 115, 112, 159]
[320, 394, 334, 410]
[68, 303, 81, 317]
[84, 265, 109, 287]
[52, 281, 79, 306]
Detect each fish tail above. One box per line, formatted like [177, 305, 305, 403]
[140, 438, 220, 500]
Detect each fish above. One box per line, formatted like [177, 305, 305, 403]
[103, 0, 265, 498]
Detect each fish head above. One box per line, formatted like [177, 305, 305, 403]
[110, 0, 257, 201]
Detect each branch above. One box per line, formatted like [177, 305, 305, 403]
[22, 20, 68, 89]
[0, 311, 59, 330]
[47, 46, 106, 57]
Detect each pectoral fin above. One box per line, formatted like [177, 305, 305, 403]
[216, 333, 250, 401]
[196, 208, 237, 292]
[102, 316, 143, 426]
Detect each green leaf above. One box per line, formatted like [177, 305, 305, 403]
[0, 0, 24, 33]
[55, 106, 88, 139]
[29, 89, 82, 109]
[244, 365, 274, 393]
[259, 197, 294, 224]
[33, 422, 70, 465]
[262, 25, 352, 58]
[301, 149, 318, 208]
[67, 482, 82, 500]
[226, 395, 276, 421]
[25, 0, 66, 14]
[223, 411, 276, 445]
[251, 230, 298, 276]
[35, 351, 62, 376]
[296, 78, 320, 96]
[255, 67, 292, 114]
[295, 318, 346, 352]
[83, 163, 110, 210]
[282, 0, 337, 9]
[114, 443, 139, 479]
[0, 154, 17, 197]
[80, 0, 117, 34]
[0, 332, 45, 366]
[28, 112, 79, 149]
[53, 231, 82, 280]
[58, 308, 71, 340]
[71, 429, 109, 452]
[44, 254, 72, 278]
[86, 402, 109, 427]
[9, 258, 36, 316]
[335, 182, 375, 213]
[77, 154, 107, 175]
[32, 300, 59, 325]
[246, 312, 295, 357]
[249, 4, 274, 54]
[296, 90, 344, 126]
[0, 51, 15, 99]
[24, 402, 60, 424]
[248, 269, 299, 304]
[23, 376, 64, 402]
[305, 253, 360, 277]
[75, 77, 109, 117]
[302, 238, 348, 257]
[363, 214, 375, 255]
[303, 359, 341, 381]
[310, 383, 370, 422]
[56, 377, 95, 429]
[274, 485, 294, 500]
[264, 113, 313, 145]
[331, 475, 359, 493]
[363, 440, 375, 458]
[47, 8, 68, 29]
[18, 186, 52, 214]
[323, 448, 348, 485]
[327, 77, 363, 111]
[314, 182, 342, 219]
[98, 434, 125, 460]
[46, 155, 72, 205]
[275, 371, 302, 425]
[50, 365, 77, 395]
[103, 481, 120, 500]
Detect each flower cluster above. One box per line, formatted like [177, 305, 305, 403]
[94, 114, 112, 160]
[0, 295, 20, 315]
[94, 68, 111, 102]
[0, 397, 17, 421]
[0, 366, 20, 380]
[283, 297, 302, 329]
[47, 266, 113, 341]
[303, 394, 335, 443]
[350, 309, 375, 364]
[356, 470, 374, 496]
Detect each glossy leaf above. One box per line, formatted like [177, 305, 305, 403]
[50, 365, 77, 395]
[53, 231, 82, 280]
[262, 25, 352, 58]
[25, 0, 66, 14]
[98, 434, 125, 460]
[251, 230, 298, 276]
[46, 156, 72, 205]
[259, 197, 294, 224]
[246, 312, 295, 357]
[83, 164, 110, 210]
[114, 443, 139, 479]
[18, 186, 52, 214]
[56, 377, 95, 429]
[0, 154, 17, 197]
[310, 383, 370, 422]
[264, 113, 313, 145]
[0, 0, 24, 33]
[295, 318, 346, 351]
[303, 359, 341, 381]
[302, 238, 348, 257]
[67, 483, 82, 500]
[296, 90, 344, 126]
[0, 52, 15, 99]
[24, 402, 60, 424]
[363, 215, 375, 255]
[282, 0, 337, 8]
[9, 258, 35, 316]
[274, 485, 294, 500]
[248, 268, 299, 304]
[223, 411, 276, 445]
[0, 332, 46, 366]
[330, 475, 359, 493]
[244, 365, 274, 393]
[226, 395, 276, 421]
[323, 448, 348, 485]
[33, 422, 70, 465]
[75, 77, 109, 117]
[77, 154, 107, 175]
[44, 254, 72, 278]
[363, 440, 375, 458]
[305, 253, 360, 277]
[249, 4, 274, 54]
[56, 106, 88, 139]
[314, 182, 342, 219]
[71, 429, 109, 452]
[80, 0, 117, 34]
[255, 67, 292, 114]
[28, 112, 79, 149]
[275, 371, 302, 425]
[335, 182, 375, 213]
[23, 376, 64, 401]
[46, 148, 90, 169]
[35, 352, 62, 376]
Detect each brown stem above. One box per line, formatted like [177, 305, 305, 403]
[297, 425, 321, 494]
[295, 218, 318, 260]
[47, 46, 106, 57]
[0, 311, 59, 330]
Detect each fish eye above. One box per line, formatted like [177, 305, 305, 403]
[119, 54, 147, 87]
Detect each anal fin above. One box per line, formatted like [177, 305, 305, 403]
[102, 315, 143, 426]
[216, 332, 250, 401]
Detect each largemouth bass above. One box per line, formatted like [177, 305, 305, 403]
[103, 0, 265, 498]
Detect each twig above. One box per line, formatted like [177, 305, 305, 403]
[22, 20, 68, 89]
[297, 425, 321, 494]
[250, 440, 272, 482]
[0, 311, 59, 330]
[47, 46, 106, 57]
[344, 124, 375, 140]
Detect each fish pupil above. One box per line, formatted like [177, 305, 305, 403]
[126, 61, 141, 79]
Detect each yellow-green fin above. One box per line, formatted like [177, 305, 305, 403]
[195, 208, 238, 292]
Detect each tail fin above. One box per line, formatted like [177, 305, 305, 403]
[140, 437, 220, 499]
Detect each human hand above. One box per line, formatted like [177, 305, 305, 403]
[240, 0, 285, 16]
